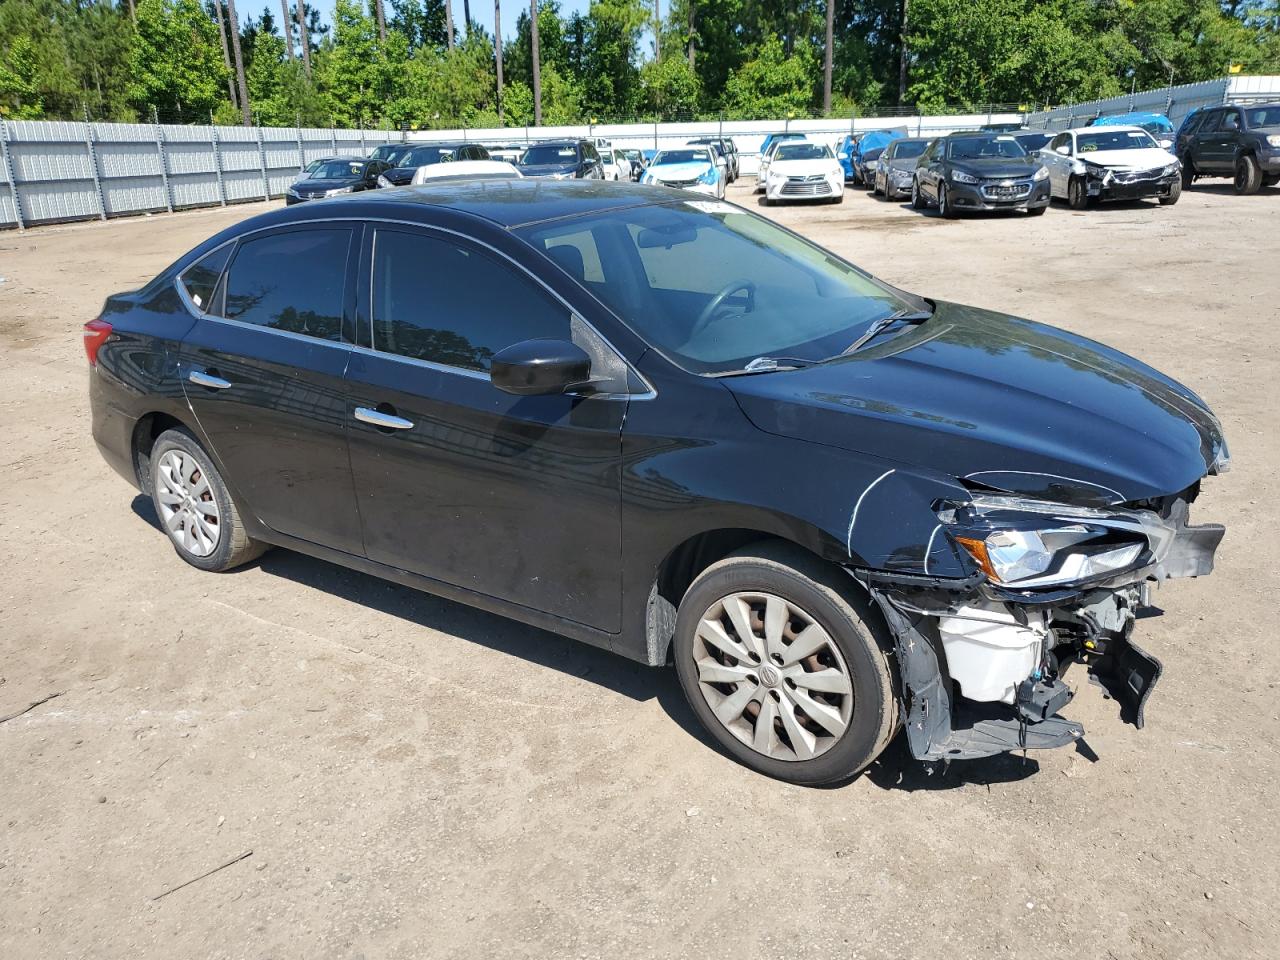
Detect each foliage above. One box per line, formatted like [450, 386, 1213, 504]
[722, 34, 818, 119]
[1, 0, 1278, 126]
[128, 0, 230, 120]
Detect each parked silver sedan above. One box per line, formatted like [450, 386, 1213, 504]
[871, 138, 931, 200]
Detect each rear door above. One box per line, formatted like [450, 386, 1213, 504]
[1195, 109, 1229, 171]
[343, 224, 627, 631]
[176, 224, 364, 554]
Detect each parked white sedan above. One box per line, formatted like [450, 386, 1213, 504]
[760, 141, 845, 204]
[640, 146, 726, 197]
[1039, 126, 1181, 208]
[599, 147, 633, 182]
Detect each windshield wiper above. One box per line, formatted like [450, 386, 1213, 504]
[839, 307, 933, 356]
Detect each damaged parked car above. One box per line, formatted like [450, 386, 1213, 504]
[1040, 127, 1182, 208]
[86, 180, 1226, 785]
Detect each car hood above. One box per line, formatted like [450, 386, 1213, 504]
[1078, 147, 1176, 170]
[293, 177, 360, 192]
[770, 159, 840, 177]
[725, 301, 1223, 506]
[951, 158, 1042, 179]
[649, 162, 713, 180]
[520, 163, 578, 178]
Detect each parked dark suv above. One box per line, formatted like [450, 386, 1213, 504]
[911, 132, 1050, 217]
[687, 137, 739, 182]
[1175, 102, 1280, 194]
[379, 142, 491, 187]
[517, 140, 606, 179]
[86, 181, 1226, 786]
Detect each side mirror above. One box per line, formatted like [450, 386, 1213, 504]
[1159, 138, 1173, 149]
[491, 339, 592, 396]
[1055, 145, 1070, 156]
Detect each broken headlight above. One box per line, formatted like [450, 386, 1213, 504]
[936, 494, 1175, 589]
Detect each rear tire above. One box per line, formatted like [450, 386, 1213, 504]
[149, 428, 266, 572]
[1159, 179, 1182, 205]
[1180, 159, 1195, 189]
[672, 542, 898, 785]
[1234, 154, 1262, 195]
[910, 177, 926, 210]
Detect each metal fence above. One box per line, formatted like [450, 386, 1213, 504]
[0, 121, 399, 230]
[1023, 75, 1280, 132]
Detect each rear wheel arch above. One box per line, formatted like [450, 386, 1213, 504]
[131, 412, 193, 490]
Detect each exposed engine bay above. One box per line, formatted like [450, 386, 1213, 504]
[850, 484, 1225, 761]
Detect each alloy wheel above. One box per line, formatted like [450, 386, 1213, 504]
[691, 592, 855, 761]
[154, 449, 221, 557]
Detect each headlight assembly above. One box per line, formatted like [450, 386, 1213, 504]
[1267, 134, 1280, 147]
[1162, 162, 1180, 176]
[377, 175, 392, 188]
[324, 186, 353, 196]
[936, 494, 1175, 589]
[1032, 165, 1049, 181]
[951, 170, 980, 184]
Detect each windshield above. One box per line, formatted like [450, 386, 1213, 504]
[519, 201, 916, 375]
[653, 149, 710, 165]
[889, 140, 928, 160]
[775, 143, 832, 161]
[948, 136, 1027, 160]
[622, 150, 642, 161]
[402, 146, 454, 167]
[1246, 105, 1280, 128]
[1077, 129, 1157, 152]
[521, 144, 578, 165]
[312, 160, 367, 179]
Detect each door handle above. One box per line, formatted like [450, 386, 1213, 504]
[188, 369, 232, 390]
[354, 406, 414, 431]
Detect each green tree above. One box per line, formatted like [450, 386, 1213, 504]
[639, 54, 700, 119]
[501, 61, 581, 124]
[580, 0, 649, 118]
[722, 33, 816, 118]
[0, 34, 43, 118]
[128, 0, 230, 121]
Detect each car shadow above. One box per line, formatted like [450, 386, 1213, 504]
[1186, 182, 1280, 197]
[131, 494, 1056, 792]
[129, 494, 712, 743]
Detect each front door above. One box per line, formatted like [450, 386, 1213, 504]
[344, 225, 626, 632]
[176, 224, 364, 554]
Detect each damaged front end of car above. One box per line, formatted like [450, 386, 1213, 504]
[849, 474, 1226, 762]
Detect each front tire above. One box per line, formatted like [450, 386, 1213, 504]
[1235, 154, 1262, 195]
[149, 428, 265, 572]
[938, 183, 957, 219]
[910, 177, 926, 210]
[673, 543, 898, 785]
[1159, 179, 1182, 205]
[1067, 175, 1089, 210]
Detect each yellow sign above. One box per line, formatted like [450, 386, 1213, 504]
[1228, 63, 1243, 74]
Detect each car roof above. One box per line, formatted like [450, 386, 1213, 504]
[282, 179, 690, 230]
[1072, 125, 1146, 135]
[530, 139, 583, 147]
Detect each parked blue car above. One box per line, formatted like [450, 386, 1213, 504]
[1091, 112, 1176, 150]
[843, 130, 906, 184]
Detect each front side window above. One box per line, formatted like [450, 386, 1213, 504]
[371, 229, 571, 373]
[1219, 111, 1241, 132]
[220, 228, 350, 342]
[179, 244, 233, 312]
[1049, 133, 1070, 154]
[520, 202, 916, 375]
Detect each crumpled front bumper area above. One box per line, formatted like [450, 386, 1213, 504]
[851, 502, 1223, 762]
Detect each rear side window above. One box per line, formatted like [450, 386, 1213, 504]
[220, 228, 351, 342]
[371, 228, 570, 372]
[179, 244, 232, 312]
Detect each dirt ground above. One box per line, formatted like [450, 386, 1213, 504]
[2, 180, 1278, 960]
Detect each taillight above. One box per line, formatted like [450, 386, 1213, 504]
[83, 319, 113, 366]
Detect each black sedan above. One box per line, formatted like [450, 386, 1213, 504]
[86, 181, 1226, 785]
[284, 157, 389, 204]
[911, 132, 1051, 217]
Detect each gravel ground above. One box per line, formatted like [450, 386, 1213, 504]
[1, 180, 1277, 960]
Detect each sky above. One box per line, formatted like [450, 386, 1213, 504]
[250, 1, 597, 44]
